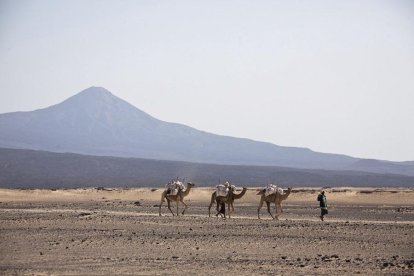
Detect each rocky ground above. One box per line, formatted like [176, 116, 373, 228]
[0, 188, 413, 275]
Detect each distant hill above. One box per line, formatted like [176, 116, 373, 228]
[0, 148, 413, 188]
[0, 86, 413, 176]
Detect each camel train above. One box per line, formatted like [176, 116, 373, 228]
[159, 180, 292, 219]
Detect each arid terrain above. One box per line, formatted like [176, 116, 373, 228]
[0, 187, 413, 275]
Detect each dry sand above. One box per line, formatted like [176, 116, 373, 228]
[0, 187, 413, 275]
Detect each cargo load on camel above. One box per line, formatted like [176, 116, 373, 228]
[215, 181, 235, 197]
[264, 184, 284, 197]
[165, 180, 186, 195]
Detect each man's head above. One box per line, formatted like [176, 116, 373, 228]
[321, 191, 325, 195]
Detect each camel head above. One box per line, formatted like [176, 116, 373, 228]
[186, 182, 195, 188]
[278, 187, 292, 200]
[278, 187, 292, 194]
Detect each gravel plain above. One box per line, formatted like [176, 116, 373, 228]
[0, 187, 413, 275]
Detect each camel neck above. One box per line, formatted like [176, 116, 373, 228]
[280, 190, 291, 200]
[233, 188, 247, 199]
[183, 185, 192, 196]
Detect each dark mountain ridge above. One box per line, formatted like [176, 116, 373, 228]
[0, 86, 413, 176]
[1, 148, 413, 188]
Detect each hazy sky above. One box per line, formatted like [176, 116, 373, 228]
[1, 0, 413, 161]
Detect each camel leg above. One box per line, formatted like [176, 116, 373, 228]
[159, 192, 166, 216]
[257, 198, 264, 219]
[208, 194, 215, 217]
[176, 201, 179, 216]
[231, 202, 234, 212]
[181, 200, 188, 215]
[159, 199, 164, 217]
[278, 203, 283, 213]
[274, 202, 279, 220]
[167, 199, 175, 216]
[266, 201, 275, 219]
[227, 203, 231, 219]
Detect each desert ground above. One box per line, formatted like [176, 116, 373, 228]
[0, 187, 413, 275]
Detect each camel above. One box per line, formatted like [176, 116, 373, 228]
[159, 182, 195, 216]
[257, 187, 292, 220]
[208, 187, 247, 218]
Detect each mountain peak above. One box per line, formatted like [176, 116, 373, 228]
[66, 86, 115, 103]
[79, 86, 113, 96]
[54, 86, 129, 112]
[36, 86, 159, 130]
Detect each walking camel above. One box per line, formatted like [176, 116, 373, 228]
[159, 182, 195, 216]
[208, 187, 247, 218]
[257, 187, 292, 220]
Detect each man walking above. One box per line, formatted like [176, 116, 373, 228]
[317, 191, 328, 221]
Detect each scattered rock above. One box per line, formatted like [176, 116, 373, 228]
[396, 207, 412, 213]
[77, 212, 92, 218]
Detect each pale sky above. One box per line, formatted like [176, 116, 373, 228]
[1, 0, 413, 161]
